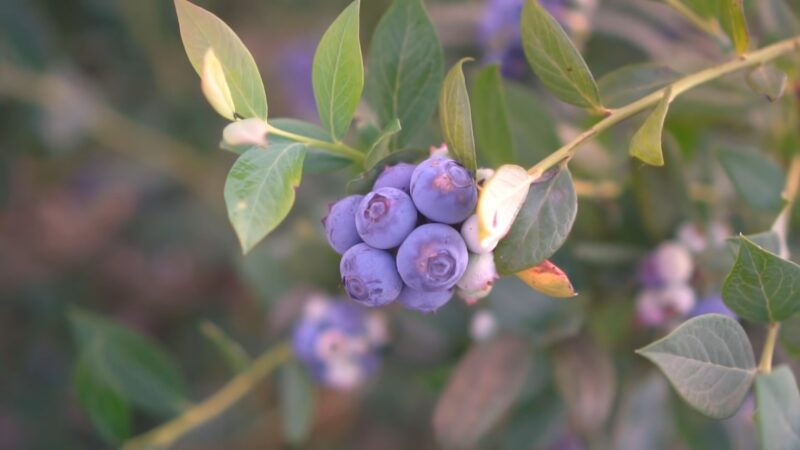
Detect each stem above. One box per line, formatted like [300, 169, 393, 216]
[122, 342, 292, 450]
[266, 124, 365, 163]
[527, 36, 800, 179]
[759, 322, 780, 374]
[772, 154, 800, 259]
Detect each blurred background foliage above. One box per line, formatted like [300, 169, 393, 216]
[1, 0, 799, 449]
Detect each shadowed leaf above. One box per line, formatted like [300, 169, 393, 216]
[439, 58, 477, 172]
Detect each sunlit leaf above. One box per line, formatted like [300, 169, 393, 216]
[745, 64, 788, 102]
[472, 65, 514, 167]
[754, 366, 800, 448]
[516, 259, 577, 298]
[637, 314, 756, 419]
[719, 0, 749, 55]
[312, 0, 363, 140]
[597, 63, 679, 108]
[225, 142, 307, 253]
[477, 164, 531, 249]
[520, 0, 601, 109]
[629, 87, 672, 166]
[439, 58, 477, 172]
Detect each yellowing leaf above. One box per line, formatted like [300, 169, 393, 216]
[477, 164, 531, 248]
[201, 49, 236, 120]
[629, 87, 672, 166]
[516, 259, 577, 298]
[719, 0, 749, 55]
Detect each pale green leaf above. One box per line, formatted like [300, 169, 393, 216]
[755, 366, 800, 449]
[629, 87, 672, 166]
[201, 49, 236, 120]
[719, 0, 750, 55]
[597, 63, 679, 108]
[471, 65, 515, 167]
[439, 58, 477, 172]
[725, 230, 781, 257]
[718, 147, 785, 210]
[225, 142, 307, 253]
[312, 0, 364, 140]
[636, 314, 756, 419]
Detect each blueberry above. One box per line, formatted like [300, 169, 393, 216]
[397, 284, 454, 313]
[340, 243, 402, 306]
[323, 195, 363, 254]
[373, 163, 416, 194]
[456, 253, 498, 303]
[396, 223, 468, 291]
[410, 156, 478, 224]
[355, 187, 418, 249]
[461, 214, 499, 254]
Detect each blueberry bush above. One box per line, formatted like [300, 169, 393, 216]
[4, 0, 800, 448]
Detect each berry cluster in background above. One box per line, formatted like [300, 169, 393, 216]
[323, 151, 500, 313]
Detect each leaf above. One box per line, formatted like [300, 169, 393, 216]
[199, 321, 251, 374]
[718, 147, 785, 210]
[746, 64, 788, 102]
[636, 314, 756, 419]
[494, 167, 577, 275]
[632, 137, 690, 238]
[346, 148, 427, 194]
[520, 0, 601, 109]
[69, 308, 188, 417]
[364, 118, 402, 169]
[722, 235, 800, 323]
[364, 0, 443, 147]
[269, 118, 352, 174]
[471, 65, 515, 167]
[201, 49, 236, 120]
[505, 82, 561, 166]
[74, 359, 131, 444]
[719, 0, 749, 55]
[725, 230, 781, 257]
[477, 164, 531, 249]
[612, 375, 673, 450]
[433, 336, 532, 448]
[439, 58, 477, 172]
[175, 0, 267, 120]
[780, 315, 800, 358]
[312, 0, 363, 140]
[516, 259, 577, 298]
[754, 366, 800, 449]
[225, 142, 307, 253]
[684, 0, 721, 18]
[279, 362, 315, 445]
[597, 63, 679, 108]
[629, 87, 672, 166]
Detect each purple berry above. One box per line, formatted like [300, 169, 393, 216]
[323, 195, 363, 254]
[397, 285, 454, 313]
[355, 187, 418, 249]
[373, 163, 416, 194]
[340, 243, 402, 307]
[410, 156, 477, 224]
[396, 223, 469, 291]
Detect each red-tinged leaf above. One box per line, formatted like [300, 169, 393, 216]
[516, 259, 577, 298]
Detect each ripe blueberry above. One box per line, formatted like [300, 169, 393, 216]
[323, 195, 363, 254]
[410, 156, 478, 224]
[373, 163, 416, 194]
[355, 187, 418, 249]
[397, 284, 454, 313]
[396, 223, 468, 291]
[340, 243, 402, 307]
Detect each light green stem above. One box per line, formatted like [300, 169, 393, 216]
[266, 124, 365, 163]
[759, 322, 780, 374]
[527, 35, 800, 179]
[122, 343, 292, 450]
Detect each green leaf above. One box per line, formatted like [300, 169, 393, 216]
[269, 118, 351, 174]
[780, 315, 800, 357]
[745, 64, 788, 102]
[364, 0, 443, 147]
[718, 147, 785, 210]
[494, 167, 577, 275]
[719, 0, 749, 55]
[199, 320, 251, 374]
[722, 236, 800, 323]
[505, 82, 561, 166]
[69, 308, 188, 417]
[755, 366, 800, 448]
[279, 362, 315, 445]
[74, 359, 131, 444]
[471, 65, 515, 167]
[684, 0, 721, 18]
[597, 63, 679, 108]
[225, 142, 307, 253]
[175, 0, 267, 120]
[433, 336, 532, 448]
[312, 0, 363, 140]
[636, 314, 756, 419]
[725, 230, 781, 257]
[364, 119, 402, 169]
[439, 58, 477, 172]
[629, 87, 672, 166]
[520, 0, 601, 109]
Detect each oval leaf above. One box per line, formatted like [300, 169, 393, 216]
[175, 0, 267, 119]
[636, 314, 756, 419]
[755, 365, 800, 449]
[364, 0, 443, 147]
[312, 0, 364, 141]
[516, 259, 577, 298]
[597, 63, 679, 108]
[717, 147, 786, 210]
[439, 58, 477, 172]
[433, 336, 532, 448]
[745, 64, 788, 102]
[477, 164, 532, 248]
[472, 65, 515, 167]
[225, 142, 307, 253]
[629, 87, 672, 166]
[494, 167, 577, 275]
[520, 0, 601, 109]
[74, 360, 131, 444]
[722, 235, 800, 323]
[719, 0, 749, 55]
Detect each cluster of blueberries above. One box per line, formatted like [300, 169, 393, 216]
[292, 296, 387, 390]
[323, 153, 499, 313]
